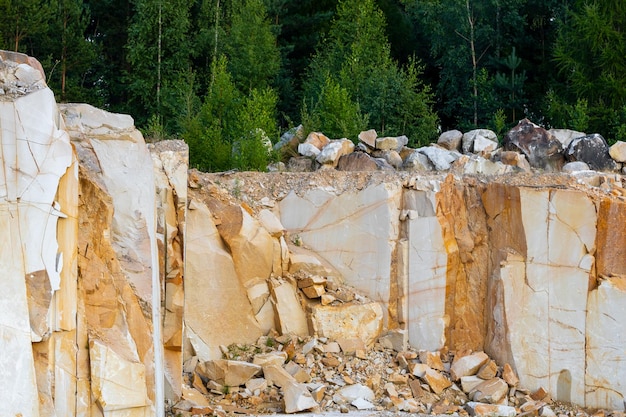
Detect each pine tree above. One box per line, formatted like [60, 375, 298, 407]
[126, 0, 192, 132]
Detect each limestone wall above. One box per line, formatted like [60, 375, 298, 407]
[1, 51, 626, 415]
[191, 170, 626, 410]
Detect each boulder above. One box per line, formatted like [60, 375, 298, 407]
[304, 131, 330, 150]
[337, 152, 378, 171]
[423, 368, 452, 394]
[200, 360, 262, 387]
[287, 156, 316, 171]
[309, 302, 383, 348]
[548, 128, 586, 148]
[375, 136, 399, 151]
[403, 150, 434, 172]
[379, 150, 403, 169]
[473, 135, 498, 153]
[500, 151, 531, 172]
[463, 129, 497, 153]
[438, 130, 463, 151]
[274, 124, 304, 153]
[358, 129, 377, 148]
[450, 352, 489, 381]
[565, 134, 619, 171]
[609, 141, 626, 162]
[418, 146, 459, 171]
[503, 118, 564, 171]
[562, 161, 591, 173]
[316, 139, 355, 167]
[378, 329, 408, 352]
[298, 142, 321, 157]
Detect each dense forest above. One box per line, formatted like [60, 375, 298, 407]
[1, 0, 625, 171]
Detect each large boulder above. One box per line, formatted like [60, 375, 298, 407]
[438, 130, 463, 151]
[502, 119, 564, 171]
[337, 152, 379, 171]
[565, 134, 619, 171]
[462, 129, 497, 154]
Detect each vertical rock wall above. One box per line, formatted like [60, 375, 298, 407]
[0, 52, 74, 417]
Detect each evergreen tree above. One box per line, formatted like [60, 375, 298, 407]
[225, 0, 280, 92]
[304, 0, 437, 144]
[38, 0, 97, 103]
[553, 0, 626, 140]
[0, 0, 51, 52]
[126, 0, 192, 132]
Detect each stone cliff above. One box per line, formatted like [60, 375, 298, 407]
[1, 51, 625, 416]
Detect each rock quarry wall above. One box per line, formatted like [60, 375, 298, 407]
[1, 51, 625, 416]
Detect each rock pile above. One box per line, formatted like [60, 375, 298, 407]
[171, 330, 600, 417]
[276, 119, 626, 176]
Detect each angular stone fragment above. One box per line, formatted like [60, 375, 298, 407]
[477, 360, 498, 380]
[202, 360, 262, 387]
[298, 142, 321, 157]
[253, 351, 288, 368]
[502, 363, 519, 387]
[548, 129, 586, 148]
[451, 352, 489, 381]
[423, 367, 452, 394]
[461, 376, 486, 393]
[309, 302, 383, 348]
[473, 135, 498, 153]
[378, 329, 408, 352]
[420, 350, 445, 371]
[302, 284, 325, 298]
[470, 378, 509, 403]
[466, 402, 517, 417]
[438, 130, 463, 151]
[463, 129, 498, 153]
[304, 131, 330, 150]
[269, 278, 309, 336]
[257, 209, 285, 238]
[333, 384, 375, 403]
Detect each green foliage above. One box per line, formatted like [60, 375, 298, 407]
[126, 0, 192, 129]
[545, 90, 590, 133]
[225, 0, 280, 92]
[301, 75, 368, 140]
[489, 108, 508, 139]
[552, 0, 626, 139]
[494, 47, 527, 123]
[183, 57, 278, 172]
[0, 0, 51, 52]
[304, 0, 437, 143]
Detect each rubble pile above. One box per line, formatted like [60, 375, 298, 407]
[275, 120, 626, 177]
[170, 328, 603, 417]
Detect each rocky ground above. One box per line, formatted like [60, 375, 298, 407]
[168, 325, 610, 417]
[172, 169, 626, 417]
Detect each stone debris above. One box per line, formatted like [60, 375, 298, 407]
[170, 329, 608, 417]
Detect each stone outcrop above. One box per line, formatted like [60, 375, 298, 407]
[3, 51, 626, 416]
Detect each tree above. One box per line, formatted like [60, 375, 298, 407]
[553, 0, 626, 140]
[126, 0, 192, 131]
[38, 0, 97, 103]
[304, 0, 437, 143]
[225, 0, 280, 92]
[0, 0, 51, 52]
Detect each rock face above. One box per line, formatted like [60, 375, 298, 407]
[0, 51, 74, 417]
[4, 51, 626, 416]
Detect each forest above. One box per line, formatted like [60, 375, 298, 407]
[0, 0, 625, 171]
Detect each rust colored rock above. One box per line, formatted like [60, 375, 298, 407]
[503, 118, 564, 171]
[596, 198, 626, 277]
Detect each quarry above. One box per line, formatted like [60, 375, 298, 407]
[1, 51, 625, 417]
